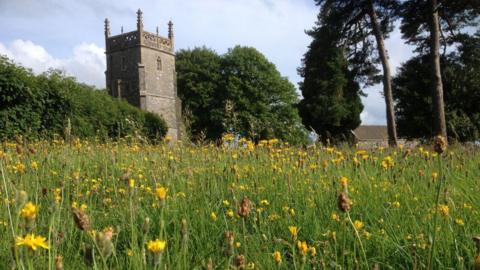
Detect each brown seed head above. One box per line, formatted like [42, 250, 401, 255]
[55, 256, 63, 270]
[16, 144, 23, 155]
[28, 146, 36, 154]
[72, 207, 91, 231]
[337, 192, 351, 213]
[235, 254, 246, 269]
[238, 197, 251, 218]
[434, 135, 448, 154]
[224, 231, 235, 255]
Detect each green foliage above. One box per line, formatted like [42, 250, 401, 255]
[176, 47, 223, 139]
[0, 56, 167, 141]
[176, 46, 308, 144]
[313, 0, 401, 86]
[393, 33, 480, 142]
[298, 17, 364, 143]
[400, 0, 480, 52]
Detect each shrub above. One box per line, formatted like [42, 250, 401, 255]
[0, 56, 167, 141]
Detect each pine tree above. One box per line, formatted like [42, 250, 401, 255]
[313, 0, 401, 146]
[400, 0, 480, 142]
[298, 15, 363, 143]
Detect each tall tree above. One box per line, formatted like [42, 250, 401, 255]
[298, 16, 364, 143]
[220, 46, 308, 144]
[176, 47, 222, 140]
[176, 46, 308, 144]
[400, 0, 480, 141]
[314, 0, 401, 146]
[393, 32, 480, 142]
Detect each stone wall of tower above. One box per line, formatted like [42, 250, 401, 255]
[104, 11, 182, 140]
[105, 36, 141, 107]
[140, 45, 180, 140]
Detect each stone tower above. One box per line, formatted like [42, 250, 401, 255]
[104, 9, 182, 140]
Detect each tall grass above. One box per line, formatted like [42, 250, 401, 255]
[0, 138, 479, 269]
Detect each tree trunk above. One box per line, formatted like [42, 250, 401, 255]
[368, 2, 398, 147]
[429, 0, 448, 140]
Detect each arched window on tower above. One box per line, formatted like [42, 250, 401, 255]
[157, 57, 162, 71]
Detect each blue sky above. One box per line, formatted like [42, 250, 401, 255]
[0, 0, 415, 124]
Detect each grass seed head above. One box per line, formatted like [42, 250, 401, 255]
[224, 231, 235, 256]
[238, 197, 251, 218]
[55, 256, 63, 270]
[235, 254, 246, 269]
[337, 192, 351, 212]
[72, 208, 91, 231]
[434, 135, 448, 154]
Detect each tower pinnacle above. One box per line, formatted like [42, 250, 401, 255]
[137, 9, 143, 31]
[104, 18, 110, 38]
[168, 20, 174, 48]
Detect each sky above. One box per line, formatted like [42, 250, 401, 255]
[0, 0, 415, 125]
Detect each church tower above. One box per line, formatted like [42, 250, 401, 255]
[104, 9, 182, 140]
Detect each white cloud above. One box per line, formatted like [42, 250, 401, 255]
[0, 39, 105, 87]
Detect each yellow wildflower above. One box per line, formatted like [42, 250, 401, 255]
[437, 204, 449, 217]
[353, 220, 364, 231]
[147, 239, 166, 254]
[288, 226, 298, 240]
[16, 234, 49, 251]
[155, 187, 167, 201]
[272, 251, 282, 264]
[455, 218, 464, 226]
[20, 202, 38, 220]
[297, 241, 308, 256]
[210, 212, 217, 221]
[381, 156, 394, 169]
[392, 201, 401, 208]
[340, 176, 348, 188]
[30, 161, 38, 170]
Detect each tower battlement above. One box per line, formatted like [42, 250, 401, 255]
[106, 31, 173, 54]
[104, 9, 182, 140]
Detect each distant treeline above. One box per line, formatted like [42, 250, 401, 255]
[0, 56, 167, 141]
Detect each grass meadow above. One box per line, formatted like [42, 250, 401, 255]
[1, 137, 479, 269]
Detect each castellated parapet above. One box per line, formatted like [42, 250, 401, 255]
[104, 9, 182, 140]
